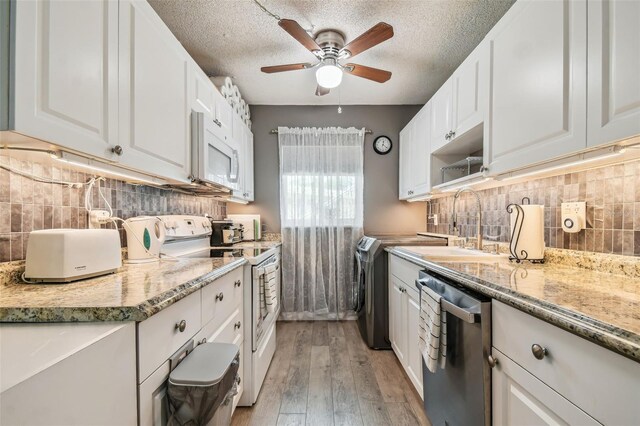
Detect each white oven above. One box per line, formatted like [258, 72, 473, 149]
[239, 249, 281, 406]
[191, 110, 240, 189]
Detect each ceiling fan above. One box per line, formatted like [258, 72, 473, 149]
[261, 19, 394, 96]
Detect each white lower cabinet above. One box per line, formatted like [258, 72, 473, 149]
[492, 347, 599, 426]
[138, 266, 244, 425]
[492, 300, 640, 426]
[0, 322, 137, 426]
[388, 254, 423, 396]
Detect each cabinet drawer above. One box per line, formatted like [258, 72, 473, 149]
[138, 291, 201, 382]
[201, 267, 243, 328]
[493, 300, 640, 425]
[389, 254, 423, 287]
[196, 306, 243, 348]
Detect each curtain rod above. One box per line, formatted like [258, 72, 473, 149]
[270, 128, 373, 135]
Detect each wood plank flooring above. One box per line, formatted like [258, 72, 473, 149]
[232, 321, 430, 426]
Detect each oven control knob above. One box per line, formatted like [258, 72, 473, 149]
[215, 292, 224, 302]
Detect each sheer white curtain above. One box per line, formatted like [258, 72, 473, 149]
[278, 126, 364, 320]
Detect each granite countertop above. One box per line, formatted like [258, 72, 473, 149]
[231, 240, 282, 249]
[0, 257, 246, 323]
[389, 247, 640, 362]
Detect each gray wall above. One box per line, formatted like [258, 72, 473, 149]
[228, 105, 426, 235]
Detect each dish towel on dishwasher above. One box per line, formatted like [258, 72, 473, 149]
[263, 263, 278, 313]
[418, 285, 447, 373]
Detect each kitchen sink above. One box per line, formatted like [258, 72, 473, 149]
[399, 246, 508, 262]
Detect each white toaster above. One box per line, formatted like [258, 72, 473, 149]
[24, 229, 122, 283]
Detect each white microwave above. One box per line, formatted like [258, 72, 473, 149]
[191, 111, 240, 190]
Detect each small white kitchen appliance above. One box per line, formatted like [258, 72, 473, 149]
[124, 216, 167, 263]
[227, 214, 261, 241]
[24, 229, 122, 283]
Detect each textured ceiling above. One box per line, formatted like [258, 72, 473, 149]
[149, 0, 515, 105]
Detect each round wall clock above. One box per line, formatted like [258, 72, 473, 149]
[373, 135, 392, 155]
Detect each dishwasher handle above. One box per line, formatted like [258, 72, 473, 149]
[416, 277, 482, 324]
[440, 298, 480, 324]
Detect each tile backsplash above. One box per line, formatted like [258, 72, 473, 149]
[0, 154, 226, 262]
[427, 159, 640, 256]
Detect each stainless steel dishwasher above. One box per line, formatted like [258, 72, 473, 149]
[416, 270, 492, 426]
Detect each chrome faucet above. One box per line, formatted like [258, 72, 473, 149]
[452, 187, 483, 250]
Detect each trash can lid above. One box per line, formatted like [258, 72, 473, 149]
[169, 342, 239, 387]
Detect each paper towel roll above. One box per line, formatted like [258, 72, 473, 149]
[509, 204, 545, 260]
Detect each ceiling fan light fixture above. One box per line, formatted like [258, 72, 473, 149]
[316, 62, 343, 89]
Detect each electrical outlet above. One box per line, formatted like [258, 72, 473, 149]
[89, 210, 111, 229]
[561, 202, 586, 233]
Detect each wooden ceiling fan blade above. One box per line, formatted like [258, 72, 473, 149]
[340, 22, 393, 58]
[278, 19, 322, 54]
[345, 63, 392, 83]
[315, 85, 330, 96]
[261, 63, 312, 73]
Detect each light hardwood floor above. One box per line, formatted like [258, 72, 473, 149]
[232, 321, 430, 426]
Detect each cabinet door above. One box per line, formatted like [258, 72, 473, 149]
[398, 121, 414, 200]
[452, 41, 488, 138]
[118, 0, 191, 182]
[213, 88, 233, 139]
[191, 63, 215, 119]
[492, 348, 600, 426]
[12, 0, 119, 160]
[389, 276, 406, 364]
[244, 126, 255, 201]
[486, 0, 587, 175]
[430, 78, 453, 153]
[587, 0, 640, 147]
[406, 292, 423, 397]
[410, 103, 431, 197]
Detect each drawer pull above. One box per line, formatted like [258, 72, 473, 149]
[234, 321, 242, 330]
[487, 354, 499, 368]
[175, 320, 187, 333]
[199, 338, 207, 345]
[234, 280, 241, 287]
[531, 344, 548, 360]
[215, 292, 224, 302]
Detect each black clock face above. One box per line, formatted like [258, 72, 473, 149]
[374, 136, 392, 155]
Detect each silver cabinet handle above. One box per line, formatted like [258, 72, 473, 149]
[215, 292, 224, 302]
[234, 321, 241, 330]
[450, 130, 456, 138]
[236, 376, 241, 385]
[531, 344, 547, 360]
[487, 354, 499, 368]
[198, 337, 207, 345]
[111, 145, 123, 156]
[234, 280, 241, 287]
[213, 119, 222, 127]
[175, 320, 187, 332]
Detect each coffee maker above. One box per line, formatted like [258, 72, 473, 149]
[210, 220, 244, 246]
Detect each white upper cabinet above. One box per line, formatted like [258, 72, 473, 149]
[191, 63, 215, 119]
[485, 0, 587, 176]
[231, 115, 254, 202]
[398, 122, 413, 200]
[11, 0, 119, 160]
[399, 103, 431, 200]
[452, 41, 489, 140]
[430, 78, 454, 153]
[118, 0, 192, 183]
[587, 0, 640, 147]
[213, 87, 234, 140]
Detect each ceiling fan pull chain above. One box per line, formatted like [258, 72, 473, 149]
[252, 0, 281, 21]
